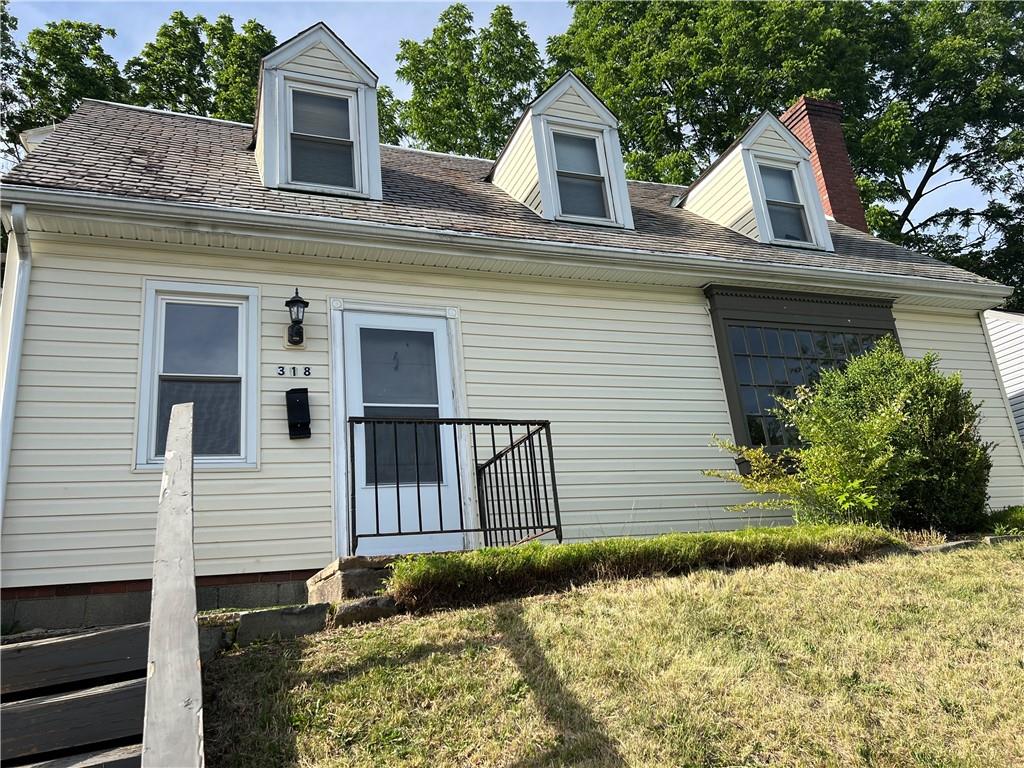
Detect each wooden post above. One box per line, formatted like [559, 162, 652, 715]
[142, 402, 204, 767]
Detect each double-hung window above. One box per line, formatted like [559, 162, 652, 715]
[758, 163, 812, 244]
[289, 87, 357, 190]
[551, 129, 611, 220]
[138, 282, 259, 468]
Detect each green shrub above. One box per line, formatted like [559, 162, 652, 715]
[386, 524, 898, 611]
[706, 337, 993, 532]
[987, 505, 1024, 535]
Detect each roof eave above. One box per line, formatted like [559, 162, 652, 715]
[1, 183, 1011, 310]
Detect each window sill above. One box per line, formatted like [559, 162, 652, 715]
[133, 461, 259, 473]
[278, 180, 369, 199]
[554, 213, 625, 229]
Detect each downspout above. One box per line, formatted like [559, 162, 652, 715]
[0, 203, 32, 526]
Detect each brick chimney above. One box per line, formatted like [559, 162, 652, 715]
[779, 96, 868, 232]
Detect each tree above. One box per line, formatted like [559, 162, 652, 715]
[396, 3, 541, 157]
[470, 5, 542, 158]
[376, 85, 405, 145]
[125, 11, 211, 115]
[206, 15, 276, 123]
[4, 16, 128, 158]
[549, 0, 1024, 308]
[1, 0, 24, 160]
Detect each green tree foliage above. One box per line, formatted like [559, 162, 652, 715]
[376, 85, 405, 145]
[3, 14, 127, 158]
[396, 3, 541, 157]
[124, 11, 211, 115]
[706, 338, 993, 533]
[205, 15, 276, 123]
[1, 0, 24, 159]
[550, 0, 1024, 308]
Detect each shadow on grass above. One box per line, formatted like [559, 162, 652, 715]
[204, 605, 626, 768]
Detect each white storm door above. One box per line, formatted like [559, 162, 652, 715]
[342, 311, 464, 555]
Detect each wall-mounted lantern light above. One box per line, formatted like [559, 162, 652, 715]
[285, 288, 309, 346]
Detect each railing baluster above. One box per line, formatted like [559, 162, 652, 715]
[393, 421, 402, 534]
[508, 425, 522, 544]
[413, 420, 423, 535]
[435, 421, 444, 531]
[452, 424, 464, 534]
[537, 426, 552, 529]
[349, 419, 358, 555]
[527, 430, 543, 531]
[544, 423, 563, 543]
[372, 422, 380, 538]
[472, 424, 488, 545]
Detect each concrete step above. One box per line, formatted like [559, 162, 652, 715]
[306, 555, 398, 603]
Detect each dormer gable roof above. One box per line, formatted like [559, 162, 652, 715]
[261, 22, 378, 86]
[490, 71, 634, 229]
[677, 110, 834, 252]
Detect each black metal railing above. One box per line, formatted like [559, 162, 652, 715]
[347, 417, 562, 554]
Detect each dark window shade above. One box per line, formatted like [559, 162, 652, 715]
[363, 405, 442, 485]
[291, 135, 355, 188]
[156, 379, 241, 456]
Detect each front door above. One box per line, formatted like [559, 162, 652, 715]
[342, 311, 464, 555]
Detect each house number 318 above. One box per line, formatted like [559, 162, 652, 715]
[278, 366, 312, 377]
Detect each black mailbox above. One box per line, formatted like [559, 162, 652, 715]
[286, 388, 311, 439]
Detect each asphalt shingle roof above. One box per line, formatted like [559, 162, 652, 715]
[1, 100, 995, 287]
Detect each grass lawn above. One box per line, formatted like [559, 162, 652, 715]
[204, 541, 1024, 768]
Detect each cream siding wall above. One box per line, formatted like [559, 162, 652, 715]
[2, 235, 765, 588]
[894, 308, 1024, 508]
[491, 117, 543, 216]
[0, 235, 23, 384]
[685, 152, 759, 240]
[985, 311, 1024, 443]
[545, 87, 602, 122]
[281, 42, 356, 82]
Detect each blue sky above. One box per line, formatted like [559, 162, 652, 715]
[8, 0, 987, 229]
[9, 1, 574, 99]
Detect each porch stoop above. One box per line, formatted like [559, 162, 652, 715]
[306, 555, 399, 603]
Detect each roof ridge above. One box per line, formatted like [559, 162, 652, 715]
[381, 143, 492, 163]
[81, 99, 254, 128]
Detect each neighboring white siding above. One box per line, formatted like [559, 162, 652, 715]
[281, 41, 356, 82]
[491, 116, 543, 215]
[894, 308, 1024, 508]
[546, 86, 602, 122]
[1, 235, 765, 588]
[685, 151, 758, 240]
[985, 310, 1024, 444]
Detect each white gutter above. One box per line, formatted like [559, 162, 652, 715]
[1, 184, 1014, 309]
[0, 203, 32, 525]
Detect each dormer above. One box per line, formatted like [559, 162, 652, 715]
[490, 72, 633, 229]
[677, 112, 834, 252]
[253, 23, 382, 200]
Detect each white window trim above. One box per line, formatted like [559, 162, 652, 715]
[744, 149, 834, 251]
[282, 79, 362, 196]
[136, 280, 260, 471]
[536, 116, 630, 229]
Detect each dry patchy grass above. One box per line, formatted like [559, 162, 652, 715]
[204, 542, 1024, 768]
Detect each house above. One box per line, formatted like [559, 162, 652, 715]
[2, 23, 1022, 628]
[985, 310, 1024, 445]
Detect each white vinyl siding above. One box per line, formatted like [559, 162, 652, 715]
[894, 308, 1024, 508]
[685, 151, 758, 238]
[491, 117, 543, 215]
[1, 235, 765, 587]
[545, 86, 602, 122]
[281, 42, 356, 82]
[749, 124, 799, 156]
[985, 310, 1024, 444]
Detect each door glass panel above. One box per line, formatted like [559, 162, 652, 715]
[360, 328, 439, 404]
[162, 303, 238, 375]
[363, 405, 441, 484]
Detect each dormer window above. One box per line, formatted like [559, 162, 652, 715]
[289, 87, 357, 190]
[552, 130, 610, 220]
[489, 72, 634, 230]
[758, 163, 811, 243]
[252, 23, 383, 200]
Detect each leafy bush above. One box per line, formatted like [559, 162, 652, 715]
[386, 525, 898, 611]
[706, 337, 993, 532]
[987, 505, 1024, 535]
